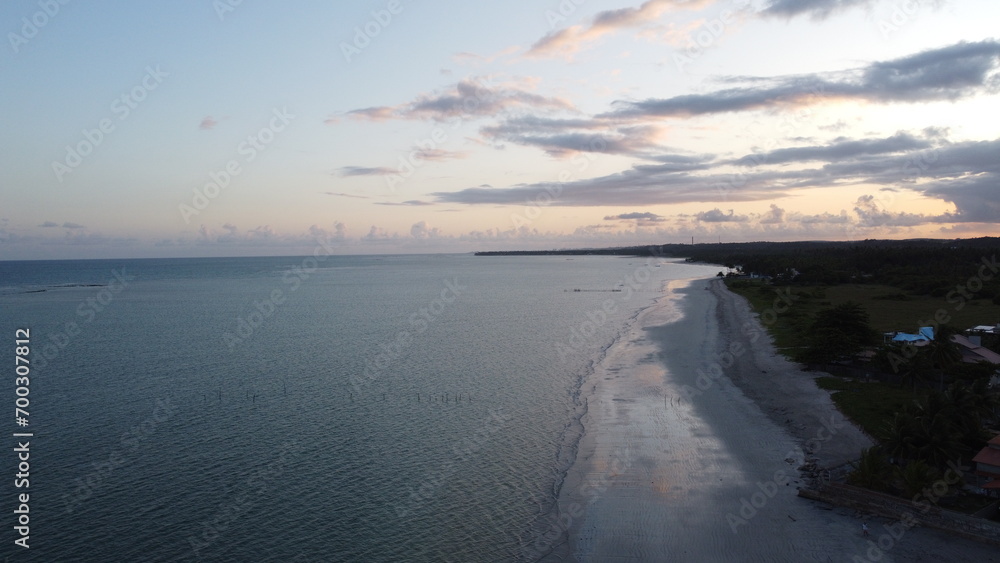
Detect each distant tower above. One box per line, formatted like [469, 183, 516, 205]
[691, 236, 694, 245]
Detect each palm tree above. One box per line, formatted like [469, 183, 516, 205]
[897, 460, 941, 500]
[927, 325, 963, 389]
[898, 348, 933, 391]
[848, 447, 893, 492]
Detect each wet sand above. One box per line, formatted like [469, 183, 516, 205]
[543, 277, 1000, 562]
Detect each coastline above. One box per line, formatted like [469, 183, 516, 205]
[541, 277, 1000, 562]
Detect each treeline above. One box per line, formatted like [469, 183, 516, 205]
[478, 238, 1000, 299]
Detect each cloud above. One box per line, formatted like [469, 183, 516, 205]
[362, 225, 395, 241]
[342, 77, 574, 123]
[323, 192, 370, 199]
[247, 225, 275, 239]
[527, 0, 713, 60]
[412, 148, 469, 161]
[433, 168, 783, 207]
[793, 211, 851, 224]
[482, 116, 667, 157]
[452, 45, 520, 66]
[199, 116, 218, 130]
[695, 208, 750, 222]
[606, 40, 1000, 118]
[760, 204, 785, 224]
[924, 174, 1000, 223]
[410, 221, 442, 239]
[605, 211, 667, 227]
[853, 195, 931, 227]
[759, 0, 874, 19]
[37, 220, 85, 230]
[433, 129, 1000, 220]
[604, 212, 665, 221]
[337, 166, 397, 177]
[376, 200, 434, 206]
[731, 131, 932, 166]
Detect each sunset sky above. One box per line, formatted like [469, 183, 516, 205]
[2, 0, 998, 259]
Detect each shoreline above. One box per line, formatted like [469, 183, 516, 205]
[542, 277, 1000, 562]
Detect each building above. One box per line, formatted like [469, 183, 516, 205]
[888, 326, 936, 346]
[973, 435, 1000, 497]
[952, 334, 1000, 365]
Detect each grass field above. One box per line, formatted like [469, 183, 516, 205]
[725, 280, 1000, 351]
[814, 376, 919, 440]
[725, 278, 1000, 441]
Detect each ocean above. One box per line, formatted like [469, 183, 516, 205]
[0, 254, 721, 562]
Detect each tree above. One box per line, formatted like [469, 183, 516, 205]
[848, 447, 893, 492]
[797, 301, 877, 364]
[898, 348, 934, 391]
[926, 325, 963, 389]
[896, 460, 941, 500]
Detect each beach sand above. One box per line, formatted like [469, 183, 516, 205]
[540, 277, 1000, 562]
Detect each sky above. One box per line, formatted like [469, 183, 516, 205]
[1, 0, 998, 259]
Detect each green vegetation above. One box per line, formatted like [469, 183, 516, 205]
[482, 238, 1000, 506]
[726, 281, 1000, 346]
[815, 377, 916, 440]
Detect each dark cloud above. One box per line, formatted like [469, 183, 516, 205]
[604, 212, 665, 221]
[337, 166, 396, 177]
[695, 208, 750, 222]
[606, 40, 1000, 118]
[481, 116, 666, 157]
[433, 131, 1000, 225]
[376, 200, 434, 206]
[759, 0, 873, 19]
[732, 131, 931, 166]
[343, 77, 573, 122]
[62, 222, 85, 229]
[924, 174, 1000, 223]
[39, 221, 58, 227]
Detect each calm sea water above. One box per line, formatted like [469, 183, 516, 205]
[0, 254, 720, 562]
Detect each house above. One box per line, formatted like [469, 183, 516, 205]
[887, 328, 1000, 364]
[888, 326, 935, 346]
[951, 334, 1000, 365]
[967, 324, 1000, 350]
[973, 435, 1000, 497]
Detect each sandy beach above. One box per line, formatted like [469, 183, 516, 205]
[540, 277, 1000, 562]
